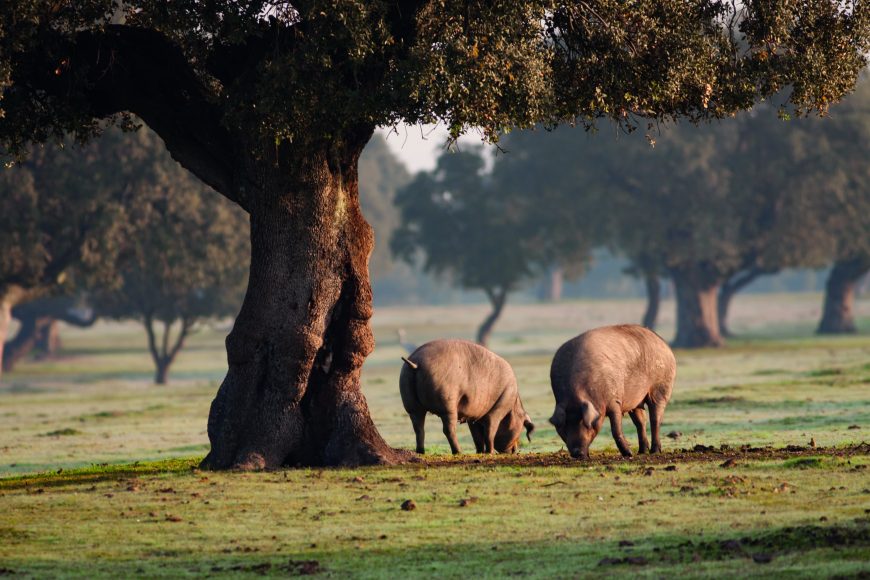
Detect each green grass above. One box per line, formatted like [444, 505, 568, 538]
[0, 293, 868, 577]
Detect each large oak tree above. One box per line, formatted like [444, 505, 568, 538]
[1, 1, 867, 468]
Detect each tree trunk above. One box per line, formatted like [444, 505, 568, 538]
[2, 314, 54, 372]
[817, 256, 870, 334]
[202, 143, 409, 470]
[537, 266, 564, 302]
[36, 320, 62, 358]
[477, 288, 508, 347]
[641, 271, 660, 330]
[670, 268, 724, 348]
[155, 359, 170, 385]
[0, 300, 11, 382]
[144, 317, 193, 386]
[718, 268, 769, 338]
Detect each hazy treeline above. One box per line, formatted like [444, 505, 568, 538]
[392, 81, 870, 347]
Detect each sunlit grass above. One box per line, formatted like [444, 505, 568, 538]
[0, 294, 868, 577]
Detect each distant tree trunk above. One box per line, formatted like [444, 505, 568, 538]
[2, 314, 53, 371]
[817, 256, 870, 334]
[538, 266, 564, 302]
[670, 267, 724, 348]
[203, 137, 410, 470]
[0, 300, 12, 383]
[477, 287, 508, 347]
[144, 315, 193, 385]
[4, 297, 97, 371]
[36, 320, 62, 358]
[718, 268, 770, 338]
[642, 271, 661, 330]
[0, 286, 29, 381]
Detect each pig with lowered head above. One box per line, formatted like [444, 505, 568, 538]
[400, 339, 534, 454]
[549, 324, 676, 459]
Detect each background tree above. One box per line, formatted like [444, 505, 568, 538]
[97, 146, 249, 385]
[392, 149, 535, 346]
[2, 1, 866, 468]
[3, 295, 96, 372]
[0, 128, 168, 379]
[358, 135, 411, 279]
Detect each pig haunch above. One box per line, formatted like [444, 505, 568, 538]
[399, 339, 534, 454]
[549, 325, 676, 459]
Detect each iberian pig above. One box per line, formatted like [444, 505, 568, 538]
[549, 325, 676, 459]
[399, 339, 534, 454]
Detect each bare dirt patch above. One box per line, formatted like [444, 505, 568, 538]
[420, 443, 870, 469]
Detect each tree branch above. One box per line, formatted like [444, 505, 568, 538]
[24, 25, 244, 209]
[143, 313, 161, 369]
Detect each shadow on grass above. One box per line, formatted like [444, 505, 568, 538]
[1, 522, 867, 578]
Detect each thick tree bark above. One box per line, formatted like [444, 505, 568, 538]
[670, 268, 724, 348]
[817, 256, 870, 334]
[477, 288, 508, 347]
[718, 268, 770, 338]
[641, 271, 661, 330]
[202, 142, 410, 470]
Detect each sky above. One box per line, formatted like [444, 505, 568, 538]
[378, 124, 495, 174]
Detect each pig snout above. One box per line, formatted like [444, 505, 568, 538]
[569, 446, 589, 460]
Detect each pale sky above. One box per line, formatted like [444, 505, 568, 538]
[377, 124, 495, 174]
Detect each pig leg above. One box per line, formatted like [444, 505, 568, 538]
[440, 413, 462, 454]
[469, 423, 486, 453]
[482, 417, 499, 454]
[607, 409, 634, 458]
[647, 399, 666, 453]
[629, 408, 650, 454]
[410, 412, 427, 454]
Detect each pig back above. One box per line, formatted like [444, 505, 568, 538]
[407, 339, 517, 419]
[551, 325, 675, 410]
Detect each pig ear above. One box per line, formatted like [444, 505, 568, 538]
[580, 402, 600, 429]
[549, 406, 565, 428]
[524, 415, 535, 442]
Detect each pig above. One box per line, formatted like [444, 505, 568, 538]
[549, 324, 676, 459]
[399, 339, 534, 454]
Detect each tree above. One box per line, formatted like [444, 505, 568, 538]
[3, 295, 96, 372]
[97, 148, 249, 385]
[2, 2, 867, 467]
[358, 135, 411, 278]
[713, 84, 870, 337]
[0, 128, 165, 380]
[391, 149, 534, 346]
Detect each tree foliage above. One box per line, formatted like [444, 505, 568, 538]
[96, 142, 249, 384]
[358, 134, 411, 277]
[475, 76, 870, 345]
[392, 145, 593, 344]
[1, 2, 867, 177]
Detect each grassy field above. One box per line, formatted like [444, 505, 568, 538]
[1, 293, 869, 578]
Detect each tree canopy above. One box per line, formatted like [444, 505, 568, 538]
[2, 2, 868, 182]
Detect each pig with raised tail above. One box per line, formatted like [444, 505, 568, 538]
[400, 339, 534, 454]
